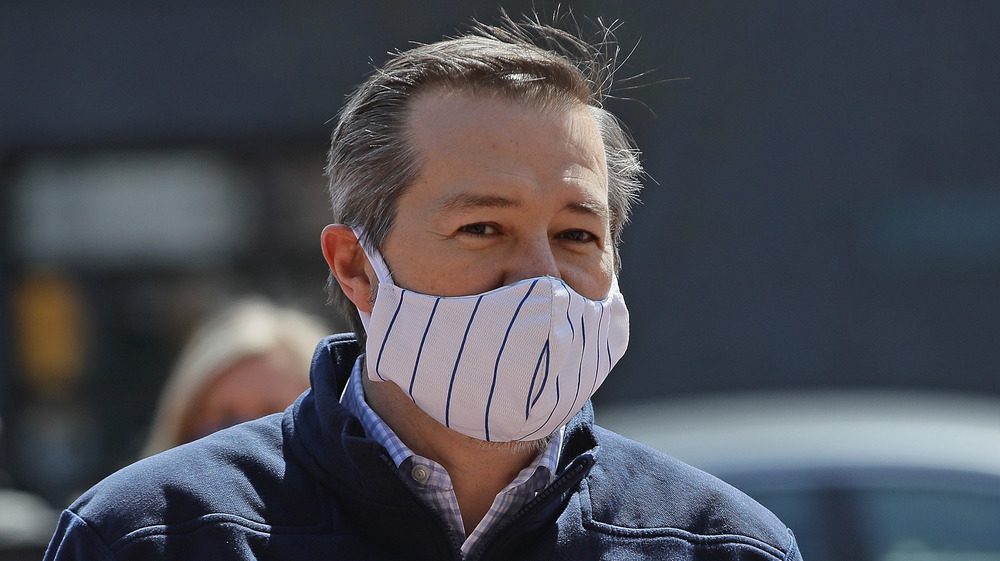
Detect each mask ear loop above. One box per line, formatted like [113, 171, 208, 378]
[350, 226, 394, 284]
[349, 225, 394, 334]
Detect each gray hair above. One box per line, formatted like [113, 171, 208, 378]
[325, 13, 644, 339]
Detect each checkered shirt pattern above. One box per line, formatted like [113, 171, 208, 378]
[340, 356, 563, 558]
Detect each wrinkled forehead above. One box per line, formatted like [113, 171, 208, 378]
[403, 87, 608, 191]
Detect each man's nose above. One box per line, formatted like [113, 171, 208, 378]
[502, 236, 561, 285]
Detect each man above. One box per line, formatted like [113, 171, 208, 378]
[46, 15, 802, 561]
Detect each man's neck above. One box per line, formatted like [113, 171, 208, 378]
[362, 374, 538, 535]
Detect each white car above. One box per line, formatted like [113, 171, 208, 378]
[598, 390, 1000, 561]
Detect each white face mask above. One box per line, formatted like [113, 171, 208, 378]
[353, 229, 629, 442]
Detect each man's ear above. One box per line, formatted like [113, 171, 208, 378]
[321, 224, 374, 313]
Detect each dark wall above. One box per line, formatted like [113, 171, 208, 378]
[604, 1, 1000, 400]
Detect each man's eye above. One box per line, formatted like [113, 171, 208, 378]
[459, 223, 497, 236]
[560, 230, 596, 243]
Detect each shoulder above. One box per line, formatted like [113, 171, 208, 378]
[60, 414, 324, 551]
[581, 425, 800, 560]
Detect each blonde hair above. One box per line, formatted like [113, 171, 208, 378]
[141, 298, 329, 457]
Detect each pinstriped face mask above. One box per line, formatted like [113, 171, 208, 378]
[353, 228, 629, 442]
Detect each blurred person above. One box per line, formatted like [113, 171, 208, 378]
[142, 298, 329, 456]
[45, 12, 801, 560]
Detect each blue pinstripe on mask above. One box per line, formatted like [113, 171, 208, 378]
[353, 228, 629, 442]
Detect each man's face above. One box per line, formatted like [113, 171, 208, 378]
[380, 90, 614, 301]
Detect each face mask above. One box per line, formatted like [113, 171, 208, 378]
[353, 229, 629, 442]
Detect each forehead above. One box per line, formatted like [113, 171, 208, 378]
[404, 89, 608, 199]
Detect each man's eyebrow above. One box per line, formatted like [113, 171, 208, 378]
[435, 192, 610, 221]
[436, 193, 521, 213]
[564, 199, 610, 221]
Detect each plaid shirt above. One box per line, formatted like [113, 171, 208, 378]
[341, 356, 563, 558]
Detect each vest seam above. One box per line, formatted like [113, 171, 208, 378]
[109, 513, 329, 551]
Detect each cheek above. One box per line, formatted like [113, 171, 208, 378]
[593, 249, 618, 298]
[563, 259, 615, 301]
[382, 244, 495, 296]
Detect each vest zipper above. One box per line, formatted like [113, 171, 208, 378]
[465, 457, 593, 561]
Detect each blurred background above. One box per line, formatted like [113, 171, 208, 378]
[1, 0, 999, 557]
